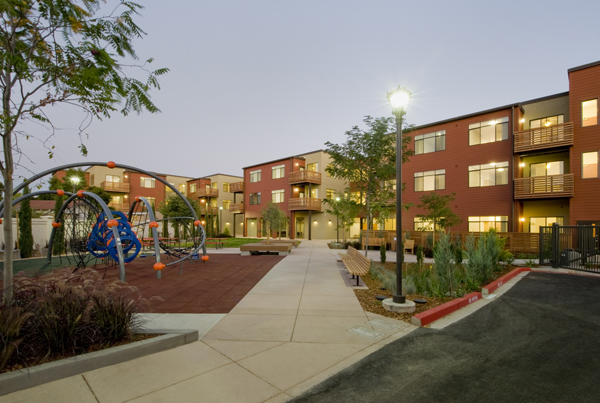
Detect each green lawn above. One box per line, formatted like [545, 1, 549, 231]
[209, 238, 263, 248]
[0, 257, 71, 276]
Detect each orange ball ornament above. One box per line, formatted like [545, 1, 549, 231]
[201, 255, 209, 262]
[56, 189, 65, 196]
[135, 196, 141, 202]
[77, 190, 84, 198]
[107, 161, 116, 169]
[107, 219, 118, 228]
[153, 263, 165, 271]
[52, 221, 61, 228]
[0, 218, 3, 224]
[149, 221, 159, 228]
[194, 220, 201, 226]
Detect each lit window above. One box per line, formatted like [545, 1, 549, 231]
[414, 218, 434, 231]
[178, 184, 186, 194]
[530, 217, 563, 233]
[415, 130, 445, 155]
[223, 183, 230, 192]
[530, 115, 564, 128]
[582, 152, 598, 178]
[189, 183, 197, 193]
[468, 216, 508, 232]
[144, 197, 156, 207]
[414, 170, 445, 192]
[307, 163, 318, 172]
[250, 170, 261, 183]
[140, 177, 155, 188]
[106, 174, 120, 183]
[223, 200, 232, 209]
[469, 117, 509, 145]
[582, 99, 598, 127]
[166, 182, 175, 193]
[272, 189, 285, 203]
[326, 189, 336, 200]
[468, 162, 509, 187]
[326, 164, 333, 177]
[272, 165, 285, 179]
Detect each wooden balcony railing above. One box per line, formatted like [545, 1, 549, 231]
[196, 188, 219, 198]
[514, 122, 574, 153]
[229, 203, 244, 213]
[289, 170, 322, 185]
[101, 181, 130, 192]
[108, 202, 129, 212]
[229, 182, 244, 193]
[514, 174, 574, 199]
[200, 206, 219, 215]
[288, 197, 322, 211]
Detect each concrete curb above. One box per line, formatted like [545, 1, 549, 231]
[411, 292, 482, 327]
[482, 267, 531, 296]
[411, 267, 531, 327]
[0, 329, 199, 397]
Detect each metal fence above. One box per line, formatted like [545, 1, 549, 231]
[539, 224, 600, 273]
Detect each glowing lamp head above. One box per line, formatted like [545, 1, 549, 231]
[149, 221, 159, 228]
[387, 86, 411, 114]
[153, 263, 165, 271]
[70, 177, 80, 184]
[520, 218, 525, 222]
[335, 197, 340, 201]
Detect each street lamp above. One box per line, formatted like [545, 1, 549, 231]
[385, 86, 415, 312]
[335, 197, 340, 243]
[70, 177, 80, 193]
[219, 206, 223, 234]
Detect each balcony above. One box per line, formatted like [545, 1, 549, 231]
[229, 182, 244, 193]
[514, 174, 574, 199]
[514, 122, 574, 153]
[289, 170, 322, 185]
[288, 197, 322, 211]
[101, 181, 130, 192]
[229, 203, 244, 213]
[200, 206, 219, 215]
[196, 188, 219, 198]
[108, 202, 129, 212]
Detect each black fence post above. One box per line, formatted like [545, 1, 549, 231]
[552, 223, 560, 268]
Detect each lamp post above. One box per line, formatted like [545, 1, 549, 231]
[385, 86, 415, 312]
[335, 197, 340, 243]
[219, 206, 223, 234]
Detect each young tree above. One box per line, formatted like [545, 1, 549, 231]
[325, 116, 413, 256]
[323, 194, 360, 242]
[18, 185, 33, 258]
[260, 202, 285, 245]
[416, 192, 462, 246]
[158, 194, 200, 241]
[1, 1, 167, 301]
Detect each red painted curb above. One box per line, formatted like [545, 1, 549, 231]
[412, 292, 482, 327]
[482, 267, 531, 295]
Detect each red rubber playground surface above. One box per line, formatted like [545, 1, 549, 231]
[102, 253, 285, 313]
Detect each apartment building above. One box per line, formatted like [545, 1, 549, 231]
[399, 60, 600, 234]
[239, 150, 347, 239]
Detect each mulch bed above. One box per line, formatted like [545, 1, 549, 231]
[354, 262, 516, 325]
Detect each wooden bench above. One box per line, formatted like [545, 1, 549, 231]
[240, 243, 293, 256]
[205, 238, 225, 249]
[362, 237, 386, 250]
[338, 244, 359, 260]
[339, 246, 372, 286]
[404, 239, 415, 254]
[259, 239, 300, 248]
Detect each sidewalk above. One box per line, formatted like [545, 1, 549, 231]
[3, 240, 418, 403]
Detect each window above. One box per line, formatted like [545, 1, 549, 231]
[249, 192, 261, 205]
[414, 218, 434, 231]
[210, 198, 217, 207]
[272, 164, 285, 179]
[106, 174, 120, 183]
[582, 99, 598, 127]
[530, 217, 563, 234]
[530, 114, 564, 128]
[531, 161, 563, 177]
[140, 177, 155, 188]
[307, 163, 318, 172]
[469, 117, 509, 145]
[223, 183, 230, 192]
[212, 182, 217, 189]
[384, 180, 396, 191]
[414, 170, 445, 192]
[90, 174, 94, 186]
[272, 189, 284, 203]
[310, 188, 319, 198]
[582, 152, 598, 179]
[250, 169, 261, 183]
[178, 184, 186, 194]
[468, 216, 508, 232]
[223, 200, 232, 209]
[326, 188, 336, 200]
[166, 182, 174, 194]
[415, 130, 445, 155]
[142, 196, 156, 207]
[469, 162, 508, 187]
[189, 183, 197, 193]
[326, 164, 332, 177]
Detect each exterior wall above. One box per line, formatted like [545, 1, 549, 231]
[568, 64, 600, 224]
[521, 199, 570, 232]
[165, 175, 192, 198]
[86, 166, 125, 187]
[522, 95, 570, 129]
[403, 108, 514, 232]
[207, 173, 243, 235]
[125, 171, 166, 209]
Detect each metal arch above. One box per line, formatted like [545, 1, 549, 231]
[3, 161, 199, 222]
[132, 196, 163, 279]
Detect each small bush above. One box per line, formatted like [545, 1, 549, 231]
[380, 242, 387, 263]
[416, 245, 424, 266]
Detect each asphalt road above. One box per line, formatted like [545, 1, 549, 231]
[292, 272, 600, 403]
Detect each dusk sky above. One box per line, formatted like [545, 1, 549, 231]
[17, 0, 600, 184]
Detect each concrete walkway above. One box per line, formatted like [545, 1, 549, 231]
[3, 240, 418, 403]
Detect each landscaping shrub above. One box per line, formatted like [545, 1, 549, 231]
[380, 242, 386, 263]
[0, 269, 150, 371]
[433, 232, 456, 295]
[370, 263, 396, 294]
[416, 245, 424, 266]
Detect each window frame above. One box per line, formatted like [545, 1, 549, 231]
[249, 169, 262, 183]
[271, 164, 285, 179]
[468, 216, 508, 232]
[468, 117, 509, 146]
[582, 99, 598, 128]
[414, 169, 446, 192]
[140, 177, 155, 189]
[414, 130, 446, 155]
[468, 162, 509, 187]
[189, 183, 197, 193]
[271, 189, 285, 203]
[249, 192, 261, 205]
[223, 182, 230, 192]
[582, 151, 599, 179]
[529, 114, 564, 129]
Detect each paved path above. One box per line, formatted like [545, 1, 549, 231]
[3, 240, 418, 403]
[291, 271, 600, 403]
